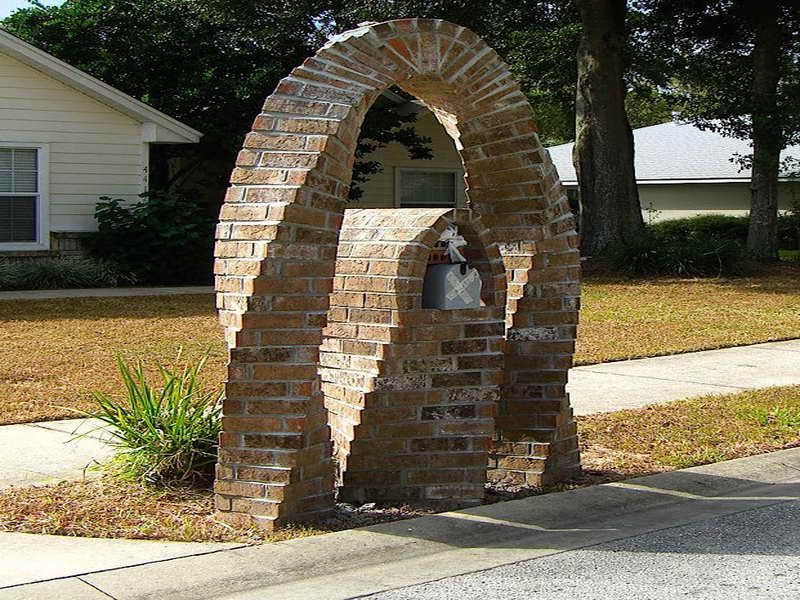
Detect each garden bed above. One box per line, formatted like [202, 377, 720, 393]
[1, 385, 797, 542]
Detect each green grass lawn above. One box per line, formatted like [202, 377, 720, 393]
[0, 268, 798, 425]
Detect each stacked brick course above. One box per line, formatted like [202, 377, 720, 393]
[214, 18, 581, 529]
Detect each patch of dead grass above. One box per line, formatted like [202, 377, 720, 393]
[1, 268, 798, 425]
[0, 477, 427, 543]
[0, 295, 225, 425]
[576, 269, 800, 365]
[578, 385, 800, 477]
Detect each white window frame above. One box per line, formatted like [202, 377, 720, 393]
[0, 142, 50, 251]
[394, 167, 461, 208]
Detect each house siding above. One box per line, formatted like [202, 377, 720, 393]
[638, 182, 797, 222]
[359, 111, 800, 221]
[0, 51, 144, 235]
[354, 111, 467, 208]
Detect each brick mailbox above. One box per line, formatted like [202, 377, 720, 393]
[321, 208, 506, 506]
[214, 18, 581, 530]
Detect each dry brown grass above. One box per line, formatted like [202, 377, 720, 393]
[579, 385, 800, 478]
[1, 268, 798, 425]
[576, 268, 800, 365]
[0, 477, 425, 543]
[1, 385, 796, 542]
[0, 295, 225, 425]
[0, 479, 266, 543]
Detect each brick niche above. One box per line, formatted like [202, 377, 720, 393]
[322, 208, 506, 506]
[214, 18, 581, 530]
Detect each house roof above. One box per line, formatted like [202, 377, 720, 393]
[548, 121, 800, 186]
[0, 27, 202, 144]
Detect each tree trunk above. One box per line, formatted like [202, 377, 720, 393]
[573, 0, 643, 256]
[747, 0, 783, 261]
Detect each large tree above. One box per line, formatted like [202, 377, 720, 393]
[343, 1, 672, 254]
[748, 0, 784, 260]
[573, 0, 643, 255]
[643, 0, 800, 261]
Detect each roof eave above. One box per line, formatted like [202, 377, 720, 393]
[0, 28, 202, 144]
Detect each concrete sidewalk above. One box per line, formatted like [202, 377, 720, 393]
[0, 286, 213, 301]
[0, 419, 114, 490]
[567, 339, 800, 415]
[3, 447, 798, 599]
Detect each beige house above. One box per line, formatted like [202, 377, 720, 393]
[354, 105, 469, 210]
[548, 121, 799, 222]
[0, 28, 200, 257]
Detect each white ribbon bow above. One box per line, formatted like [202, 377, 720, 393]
[439, 225, 467, 263]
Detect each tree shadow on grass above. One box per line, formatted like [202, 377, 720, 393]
[0, 294, 216, 322]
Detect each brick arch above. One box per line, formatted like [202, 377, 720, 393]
[215, 18, 580, 529]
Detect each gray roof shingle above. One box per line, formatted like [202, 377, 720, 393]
[547, 121, 800, 185]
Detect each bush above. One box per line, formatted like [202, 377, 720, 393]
[91, 190, 214, 285]
[606, 229, 746, 277]
[649, 215, 751, 245]
[0, 258, 134, 290]
[648, 213, 800, 251]
[89, 354, 222, 485]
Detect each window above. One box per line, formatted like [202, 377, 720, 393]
[397, 169, 458, 208]
[0, 146, 47, 248]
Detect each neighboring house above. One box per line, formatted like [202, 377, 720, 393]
[358, 112, 799, 221]
[0, 29, 201, 258]
[355, 101, 469, 210]
[547, 121, 799, 222]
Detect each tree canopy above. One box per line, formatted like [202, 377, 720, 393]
[641, 0, 800, 259]
[4, 1, 795, 258]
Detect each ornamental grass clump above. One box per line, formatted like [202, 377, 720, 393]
[0, 258, 134, 290]
[90, 354, 222, 485]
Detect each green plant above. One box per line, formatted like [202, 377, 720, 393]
[88, 353, 222, 485]
[605, 229, 746, 277]
[0, 258, 134, 291]
[779, 249, 800, 262]
[649, 215, 751, 245]
[740, 405, 800, 429]
[90, 190, 214, 285]
[779, 202, 800, 251]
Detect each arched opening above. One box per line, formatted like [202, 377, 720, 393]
[214, 18, 580, 530]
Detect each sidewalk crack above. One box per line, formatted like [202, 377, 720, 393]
[77, 576, 118, 599]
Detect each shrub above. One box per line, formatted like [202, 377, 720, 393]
[606, 230, 746, 277]
[649, 213, 799, 251]
[649, 215, 751, 245]
[0, 258, 134, 291]
[90, 190, 214, 285]
[89, 354, 222, 485]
